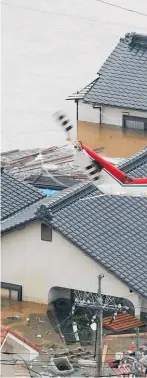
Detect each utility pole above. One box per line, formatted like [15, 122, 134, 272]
[95, 274, 104, 377]
[74, 275, 129, 377]
[135, 327, 141, 362]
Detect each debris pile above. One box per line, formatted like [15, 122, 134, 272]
[1, 145, 123, 184]
[107, 343, 147, 376]
[1, 145, 87, 180]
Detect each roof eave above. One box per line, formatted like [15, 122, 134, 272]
[83, 100, 147, 113]
[1, 217, 37, 236]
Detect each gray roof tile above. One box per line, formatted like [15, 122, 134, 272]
[43, 181, 98, 212]
[39, 183, 147, 299]
[84, 33, 147, 111]
[1, 198, 48, 234]
[1, 171, 46, 221]
[118, 146, 147, 177]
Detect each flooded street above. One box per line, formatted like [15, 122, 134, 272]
[1, 298, 62, 348]
[78, 121, 147, 157]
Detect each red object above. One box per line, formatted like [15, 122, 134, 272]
[103, 313, 145, 331]
[128, 345, 136, 351]
[79, 141, 147, 185]
[0, 325, 41, 351]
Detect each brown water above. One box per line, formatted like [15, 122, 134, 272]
[1, 298, 62, 347]
[78, 121, 147, 158]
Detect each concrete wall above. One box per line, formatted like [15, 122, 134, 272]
[78, 102, 147, 127]
[1, 222, 141, 315]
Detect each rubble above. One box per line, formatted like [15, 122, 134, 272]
[1, 145, 124, 184]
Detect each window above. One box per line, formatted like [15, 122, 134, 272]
[41, 223, 52, 242]
[122, 115, 147, 131]
[1, 282, 22, 301]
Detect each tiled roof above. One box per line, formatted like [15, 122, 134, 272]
[39, 181, 97, 212]
[1, 198, 48, 234]
[103, 313, 145, 332]
[0, 325, 41, 351]
[83, 33, 147, 111]
[1, 171, 46, 221]
[39, 184, 147, 299]
[118, 146, 147, 178]
[112, 367, 131, 376]
[66, 78, 98, 100]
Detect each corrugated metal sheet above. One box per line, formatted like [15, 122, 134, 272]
[103, 313, 145, 332]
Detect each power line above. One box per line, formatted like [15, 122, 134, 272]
[0, 361, 133, 378]
[97, 0, 147, 17]
[1, 1, 147, 28]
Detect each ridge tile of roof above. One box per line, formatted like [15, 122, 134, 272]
[83, 32, 147, 111]
[0, 325, 41, 352]
[1, 171, 46, 221]
[38, 181, 98, 214]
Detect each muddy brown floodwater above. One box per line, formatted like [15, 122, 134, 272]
[78, 121, 147, 157]
[1, 298, 62, 349]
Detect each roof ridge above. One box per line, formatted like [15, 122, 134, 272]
[39, 182, 97, 214]
[125, 32, 147, 47]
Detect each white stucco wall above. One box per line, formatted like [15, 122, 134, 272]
[142, 299, 147, 314]
[78, 102, 147, 127]
[78, 102, 101, 123]
[102, 107, 147, 126]
[4, 334, 39, 361]
[1, 222, 142, 314]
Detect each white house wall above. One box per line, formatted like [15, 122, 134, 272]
[1, 222, 141, 313]
[78, 102, 101, 123]
[102, 107, 147, 127]
[78, 101, 147, 126]
[4, 334, 39, 361]
[1, 347, 16, 377]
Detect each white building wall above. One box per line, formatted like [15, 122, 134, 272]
[4, 334, 39, 361]
[78, 102, 101, 123]
[78, 102, 147, 126]
[141, 299, 147, 314]
[1, 222, 140, 313]
[102, 107, 147, 127]
[1, 347, 16, 378]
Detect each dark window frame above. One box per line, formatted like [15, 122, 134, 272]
[1, 282, 22, 301]
[41, 223, 52, 242]
[122, 114, 147, 130]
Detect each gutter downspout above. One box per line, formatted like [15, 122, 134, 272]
[75, 99, 79, 139]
